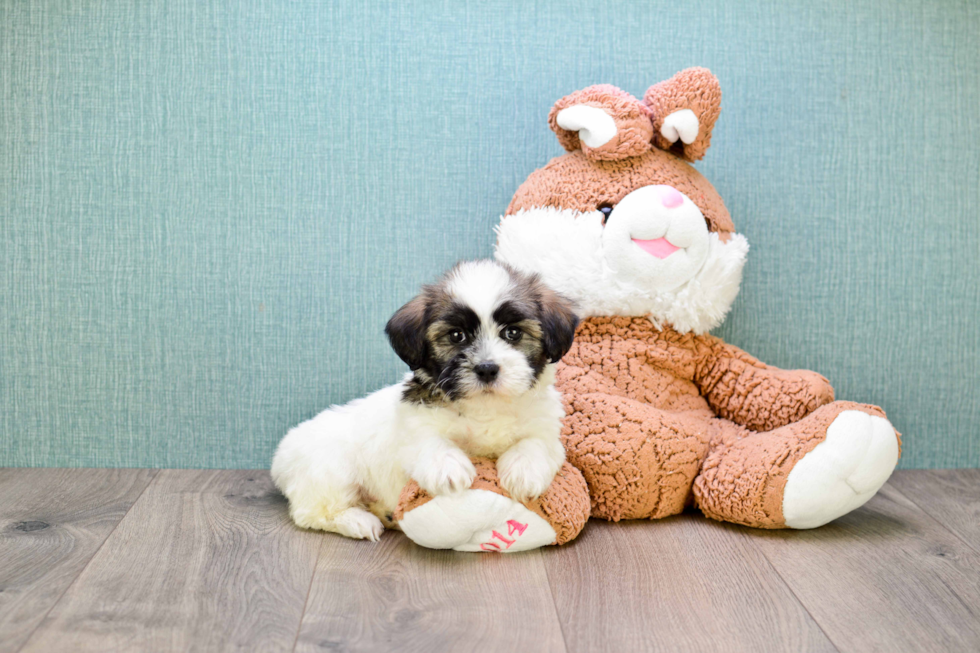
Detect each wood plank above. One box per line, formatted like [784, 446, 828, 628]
[747, 482, 980, 652]
[295, 530, 567, 653]
[0, 468, 156, 653]
[20, 470, 322, 653]
[888, 469, 980, 553]
[543, 516, 836, 653]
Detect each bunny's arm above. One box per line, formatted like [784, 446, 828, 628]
[692, 337, 836, 432]
[557, 318, 832, 431]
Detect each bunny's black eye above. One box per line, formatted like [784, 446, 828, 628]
[598, 204, 614, 224]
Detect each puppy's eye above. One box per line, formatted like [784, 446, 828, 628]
[448, 329, 467, 344]
[502, 326, 523, 342]
[597, 203, 614, 225]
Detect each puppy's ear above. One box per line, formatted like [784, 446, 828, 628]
[538, 288, 579, 364]
[385, 294, 429, 370]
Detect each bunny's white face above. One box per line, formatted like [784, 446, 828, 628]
[495, 197, 748, 336]
[600, 185, 712, 293]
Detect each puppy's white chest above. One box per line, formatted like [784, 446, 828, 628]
[447, 419, 520, 457]
[449, 424, 519, 457]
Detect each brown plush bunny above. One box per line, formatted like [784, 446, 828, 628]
[495, 68, 901, 529]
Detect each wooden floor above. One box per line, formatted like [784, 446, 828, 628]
[1, 470, 977, 653]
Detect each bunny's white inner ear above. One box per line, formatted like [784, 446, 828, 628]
[660, 109, 699, 145]
[556, 105, 617, 148]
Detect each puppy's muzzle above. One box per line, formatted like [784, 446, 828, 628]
[474, 361, 500, 383]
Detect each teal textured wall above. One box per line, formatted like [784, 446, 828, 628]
[1, 0, 978, 469]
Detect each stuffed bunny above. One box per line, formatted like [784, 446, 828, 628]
[495, 68, 901, 529]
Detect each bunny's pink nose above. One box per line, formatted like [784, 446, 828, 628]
[658, 186, 684, 208]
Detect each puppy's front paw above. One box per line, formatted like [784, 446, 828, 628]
[497, 451, 556, 502]
[415, 449, 477, 496]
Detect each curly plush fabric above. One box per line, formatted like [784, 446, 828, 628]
[505, 149, 734, 235]
[556, 317, 899, 527]
[549, 85, 654, 161]
[645, 67, 722, 162]
[693, 401, 891, 527]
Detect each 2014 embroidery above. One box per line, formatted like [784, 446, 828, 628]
[480, 520, 528, 551]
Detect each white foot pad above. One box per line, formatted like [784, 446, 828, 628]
[783, 411, 899, 529]
[398, 489, 556, 552]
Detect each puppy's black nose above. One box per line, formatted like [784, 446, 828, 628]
[474, 361, 500, 383]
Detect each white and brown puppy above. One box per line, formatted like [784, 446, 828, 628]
[271, 260, 578, 541]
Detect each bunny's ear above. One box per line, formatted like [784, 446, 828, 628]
[644, 68, 721, 162]
[548, 85, 654, 161]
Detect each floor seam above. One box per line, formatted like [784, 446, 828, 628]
[540, 549, 572, 653]
[14, 468, 161, 653]
[289, 536, 325, 653]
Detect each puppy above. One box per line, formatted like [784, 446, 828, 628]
[271, 260, 579, 541]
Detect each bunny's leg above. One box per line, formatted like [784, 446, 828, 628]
[561, 392, 714, 521]
[693, 401, 900, 528]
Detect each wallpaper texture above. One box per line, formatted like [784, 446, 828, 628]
[1, 0, 978, 468]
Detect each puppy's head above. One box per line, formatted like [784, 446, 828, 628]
[385, 260, 578, 403]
